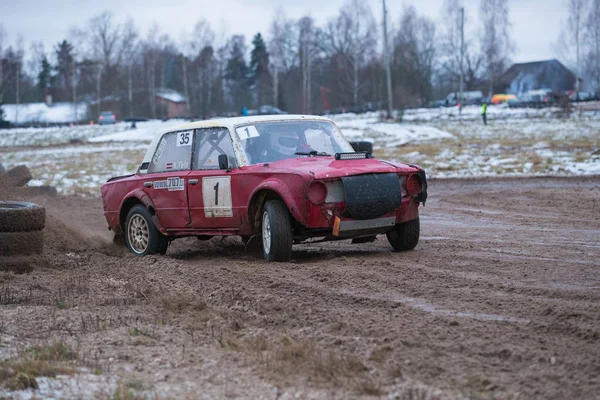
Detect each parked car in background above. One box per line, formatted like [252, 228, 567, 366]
[426, 99, 446, 108]
[444, 91, 484, 107]
[98, 111, 116, 125]
[491, 94, 516, 105]
[258, 105, 287, 115]
[568, 91, 595, 102]
[508, 96, 534, 108]
[508, 90, 566, 108]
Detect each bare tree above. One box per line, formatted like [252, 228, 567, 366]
[145, 24, 159, 118]
[0, 24, 4, 104]
[393, 5, 437, 106]
[438, 0, 483, 92]
[321, 0, 378, 106]
[570, 0, 586, 94]
[182, 19, 215, 116]
[15, 35, 24, 123]
[480, 0, 514, 96]
[269, 9, 298, 107]
[298, 16, 317, 113]
[588, 0, 600, 91]
[121, 18, 138, 117]
[556, 0, 587, 97]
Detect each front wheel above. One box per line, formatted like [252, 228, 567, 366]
[386, 218, 420, 251]
[261, 200, 293, 262]
[124, 205, 169, 256]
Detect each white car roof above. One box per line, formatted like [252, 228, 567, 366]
[155, 114, 333, 139]
[139, 114, 336, 173]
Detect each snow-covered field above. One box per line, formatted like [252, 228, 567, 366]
[2, 102, 88, 125]
[0, 119, 185, 147]
[1, 108, 599, 195]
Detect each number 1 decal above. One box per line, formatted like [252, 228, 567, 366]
[213, 182, 219, 205]
[202, 177, 232, 217]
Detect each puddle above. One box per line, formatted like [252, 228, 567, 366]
[395, 297, 531, 323]
[337, 289, 530, 324]
[490, 249, 599, 266]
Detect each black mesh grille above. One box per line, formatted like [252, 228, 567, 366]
[341, 173, 402, 220]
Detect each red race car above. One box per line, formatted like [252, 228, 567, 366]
[101, 115, 427, 261]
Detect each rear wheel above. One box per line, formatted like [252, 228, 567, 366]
[124, 205, 168, 256]
[261, 200, 293, 262]
[386, 218, 420, 251]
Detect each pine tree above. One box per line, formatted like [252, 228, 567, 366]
[225, 35, 251, 111]
[54, 40, 74, 101]
[249, 33, 272, 106]
[37, 55, 52, 100]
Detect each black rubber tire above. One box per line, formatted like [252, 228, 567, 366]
[0, 231, 44, 256]
[261, 200, 293, 262]
[386, 218, 420, 252]
[0, 201, 46, 232]
[124, 205, 168, 256]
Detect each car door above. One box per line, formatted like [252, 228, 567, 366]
[142, 130, 193, 229]
[187, 127, 241, 229]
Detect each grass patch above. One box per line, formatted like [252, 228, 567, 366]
[111, 381, 147, 400]
[158, 293, 207, 313]
[0, 341, 77, 390]
[27, 342, 77, 362]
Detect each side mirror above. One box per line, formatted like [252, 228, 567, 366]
[349, 141, 374, 154]
[218, 154, 229, 170]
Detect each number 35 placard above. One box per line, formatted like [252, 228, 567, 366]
[177, 131, 192, 146]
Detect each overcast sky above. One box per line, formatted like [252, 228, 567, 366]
[1, 0, 566, 64]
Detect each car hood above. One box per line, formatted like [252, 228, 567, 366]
[243, 156, 420, 180]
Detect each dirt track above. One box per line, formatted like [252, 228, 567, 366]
[1, 176, 599, 399]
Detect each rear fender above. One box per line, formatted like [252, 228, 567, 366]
[118, 189, 165, 234]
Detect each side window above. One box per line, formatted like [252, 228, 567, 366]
[193, 128, 237, 170]
[147, 130, 193, 173]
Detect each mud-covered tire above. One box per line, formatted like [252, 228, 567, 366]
[261, 200, 293, 262]
[0, 231, 44, 256]
[124, 205, 168, 256]
[386, 218, 420, 252]
[0, 201, 46, 232]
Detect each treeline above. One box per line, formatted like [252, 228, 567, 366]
[557, 0, 600, 94]
[0, 0, 596, 119]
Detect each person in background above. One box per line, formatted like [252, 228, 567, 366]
[241, 107, 249, 116]
[481, 102, 488, 125]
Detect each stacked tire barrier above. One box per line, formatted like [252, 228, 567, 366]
[0, 201, 46, 273]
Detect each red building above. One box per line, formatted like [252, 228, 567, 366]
[155, 89, 189, 119]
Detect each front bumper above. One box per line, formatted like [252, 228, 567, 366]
[332, 216, 396, 237]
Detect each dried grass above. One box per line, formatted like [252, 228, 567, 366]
[0, 341, 77, 390]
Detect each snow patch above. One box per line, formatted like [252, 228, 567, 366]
[2, 102, 88, 124]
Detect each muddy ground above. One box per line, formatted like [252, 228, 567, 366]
[1, 176, 599, 399]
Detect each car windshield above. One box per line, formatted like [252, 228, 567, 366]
[234, 121, 354, 165]
[235, 121, 354, 164]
